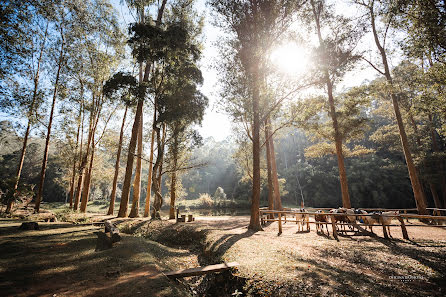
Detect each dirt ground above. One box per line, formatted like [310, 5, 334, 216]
[1, 214, 445, 297]
[191, 216, 446, 297]
[0, 218, 195, 297]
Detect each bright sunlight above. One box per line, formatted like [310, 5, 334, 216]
[270, 43, 309, 76]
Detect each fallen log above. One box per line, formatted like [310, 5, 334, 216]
[164, 262, 239, 278]
[19, 222, 39, 230]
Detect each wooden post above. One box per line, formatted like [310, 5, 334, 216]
[379, 216, 389, 239]
[404, 210, 409, 222]
[306, 214, 310, 231]
[284, 214, 287, 224]
[330, 218, 338, 240]
[278, 213, 282, 235]
[397, 216, 409, 240]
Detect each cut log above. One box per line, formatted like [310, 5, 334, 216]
[187, 214, 193, 222]
[19, 222, 39, 230]
[164, 262, 239, 278]
[104, 221, 121, 243]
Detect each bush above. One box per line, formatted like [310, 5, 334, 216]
[197, 193, 214, 208]
[213, 187, 226, 201]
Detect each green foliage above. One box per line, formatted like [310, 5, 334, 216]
[103, 72, 139, 105]
[396, 0, 445, 61]
[291, 87, 373, 159]
[128, 22, 199, 64]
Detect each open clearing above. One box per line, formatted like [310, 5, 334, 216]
[121, 216, 446, 297]
[1, 215, 445, 296]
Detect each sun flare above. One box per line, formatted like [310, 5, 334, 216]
[270, 43, 309, 76]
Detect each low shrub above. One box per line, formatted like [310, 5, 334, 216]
[197, 193, 214, 208]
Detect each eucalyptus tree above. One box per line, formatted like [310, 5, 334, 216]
[33, 0, 124, 212]
[395, 0, 445, 63]
[354, 0, 428, 214]
[103, 72, 138, 215]
[209, 0, 306, 230]
[165, 122, 202, 219]
[0, 0, 38, 80]
[117, 0, 168, 218]
[369, 61, 446, 209]
[147, 23, 208, 219]
[291, 89, 372, 159]
[34, 1, 67, 212]
[157, 0, 208, 219]
[0, 0, 54, 213]
[300, 0, 365, 208]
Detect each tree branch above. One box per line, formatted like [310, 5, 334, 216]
[361, 56, 385, 76]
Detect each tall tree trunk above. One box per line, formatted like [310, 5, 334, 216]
[429, 182, 442, 210]
[407, 111, 430, 207]
[169, 141, 178, 220]
[169, 170, 177, 219]
[118, 100, 142, 217]
[248, 62, 262, 231]
[157, 124, 167, 190]
[311, 0, 351, 209]
[265, 120, 274, 219]
[129, 112, 143, 217]
[6, 22, 49, 214]
[34, 37, 64, 213]
[68, 103, 82, 208]
[428, 113, 446, 209]
[80, 133, 96, 213]
[151, 123, 167, 218]
[151, 125, 163, 219]
[118, 1, 167, 218]
[73, 169, 85, 211]
[168, 126, 180, 220]
[267, 119, 283, 210]
[73, 96, 85, 209]
[74, 99, 95, 211]
[144, 123, 156, 217]
[107, 105, 128, 215]
[368, 4, 427, 214]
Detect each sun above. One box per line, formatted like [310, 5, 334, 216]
[270, 43, 309, 76]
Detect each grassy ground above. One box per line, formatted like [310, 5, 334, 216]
[42, 200, 249, 219]
[0, 218, 194, 297]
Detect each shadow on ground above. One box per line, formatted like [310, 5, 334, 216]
[0, 221, 191, 297]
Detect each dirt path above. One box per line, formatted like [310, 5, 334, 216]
[195, 216, 446, 296]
